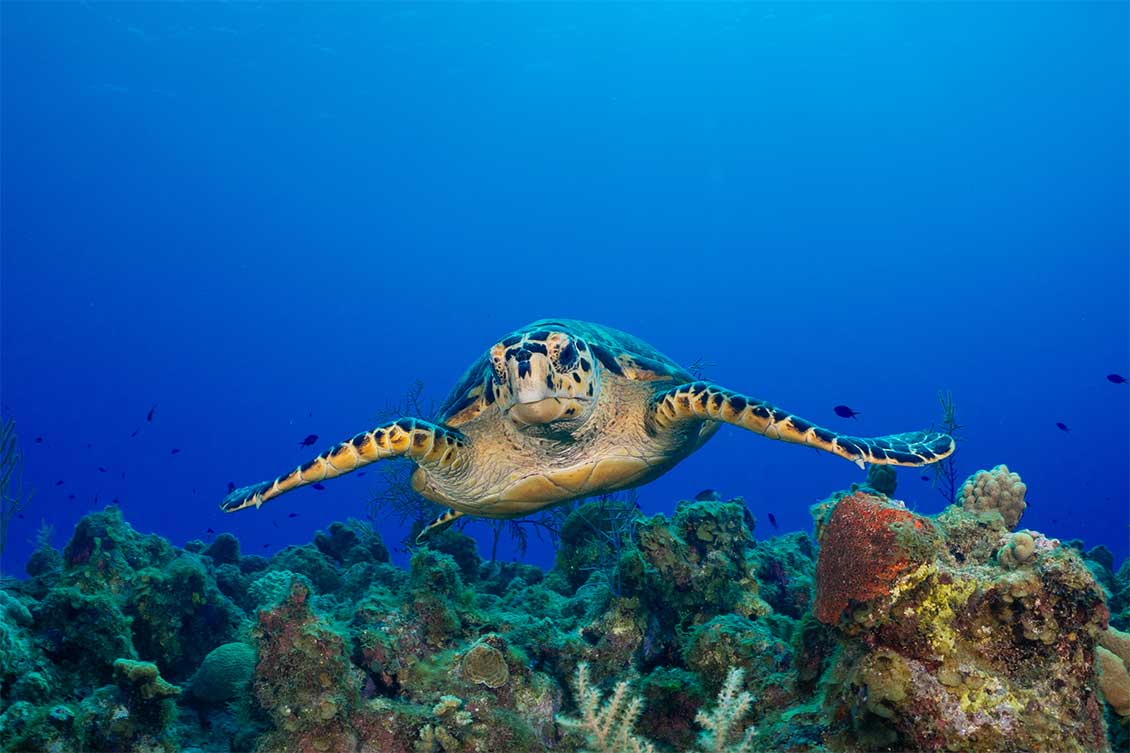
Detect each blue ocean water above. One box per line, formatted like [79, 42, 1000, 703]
[2, 2, 1126, 576]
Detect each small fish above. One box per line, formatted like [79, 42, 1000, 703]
[147, 403, 158, 422]
[97, 466, 107, 473]
[920, 475, 930, 481]
[35, 436, 45, 444]
[86, 443, 92, 449]
[121, 472, 125, 479]
[55, 480, 64, 486]
[170, 448, 181, 454]
[227, 481, 236, 493]
[262, 543, 270, 549]
[273, 520, 279, 528]
[357, 472, 367, 477]
[288, 512, 299, 518]
[299, 434, 319, 447]
[833, 405, 860, 419]
[767, 512, 779, 531]
[695, 489, 722, 502]
[206, 527, 215, 534]
[1108, 373, 1128, 384]
[128, 427, 140, 438]
[111, 497, 120, 505]
[312, 483, 326, 490]
[1055, 422, 1070, 432]
[68, 494, 76, 500]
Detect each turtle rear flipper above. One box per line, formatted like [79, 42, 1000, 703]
[221, 418, 468, 513]
[650, 381, 955, 469]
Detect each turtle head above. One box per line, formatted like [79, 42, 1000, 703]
[490, 330, 601, 430]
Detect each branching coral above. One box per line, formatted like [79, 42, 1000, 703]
[558, 663, 757, 753]
[694, 668, 756, 753]
[558, 662, 655, 753]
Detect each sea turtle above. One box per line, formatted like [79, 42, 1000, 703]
[221, 319, 955, 540]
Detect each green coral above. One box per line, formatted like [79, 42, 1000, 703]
[191, 642, 257, 703]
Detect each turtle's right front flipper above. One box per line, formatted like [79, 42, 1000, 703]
[220, 418, 468, 513]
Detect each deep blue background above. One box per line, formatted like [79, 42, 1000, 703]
[3, 2, 1127, 576]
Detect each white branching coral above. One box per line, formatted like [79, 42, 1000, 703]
[694, 668, 756, 753]
[558, 664, 757, 753]
[558, 663, 655, 753]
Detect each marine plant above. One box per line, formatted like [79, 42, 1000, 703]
[0, 416, 33, 570]
[932, 390, 963, 503]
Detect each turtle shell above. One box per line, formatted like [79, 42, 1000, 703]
[437, 319, 693, 427]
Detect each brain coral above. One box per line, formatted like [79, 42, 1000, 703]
[960, 464, 1027, 529]
[191, 642, 257, 703]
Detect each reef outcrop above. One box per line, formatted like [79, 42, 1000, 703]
[0, 469, 1122, 752]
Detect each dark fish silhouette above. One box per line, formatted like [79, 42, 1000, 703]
[1056, 422, 1070, 432]
[227, 481, 236, 493]
[299, 434, 319, 447]
[695, 489, 722, 502]
[273, 520, 279, 528]
[170, 448, 181, 454]
[111, 497, 120, 505]
[920, 475, 930, 481]
[121, 472, 125, 479]
[833, 405, 860, 419]
[97, 467, 107, 473]
[129, 428, 140, 438]
[206, 527, 215, 534]
[262, 544, 269, 549]
[767, 512, 779, 531]
[357, 472, 367, 477]
[147, 403, 158, 422]
[68, 494, 76, 500]
[35, 436, 45, 444]
[288, 513, 299, 518]
[312, 483, 326, 490]
[55, 480, 64, 486]
[1108, 374, 1127, 384]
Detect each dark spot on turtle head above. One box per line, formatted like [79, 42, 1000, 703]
[501, 335, 522, 348]
[559, 342, 577, 367]
[565, 407, 575, 416]
[573, 372, 582, 383]
[483, 381, 496, 404]
[545, 374, 555, 389]
[580, 358, 592, 373]
[587, 383, 594, 396]
[517, 360, 532, 378]
[528, 330, 551, 341]
[576, 340, 587, 352]
[525, 341, 548, 356]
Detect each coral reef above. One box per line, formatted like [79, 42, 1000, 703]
[0, 469, 1123, 752]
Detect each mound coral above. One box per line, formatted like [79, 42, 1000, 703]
[190, 642, 257, 703]
[960, 464, 1027, 529]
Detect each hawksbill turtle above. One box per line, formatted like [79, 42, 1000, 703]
[221, 319, 954, 540]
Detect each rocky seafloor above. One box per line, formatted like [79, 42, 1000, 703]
[1, 464, 1128, 753]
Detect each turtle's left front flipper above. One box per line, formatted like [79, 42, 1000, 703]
[650, 381, 954, 469]
[220, 418, 468, 513]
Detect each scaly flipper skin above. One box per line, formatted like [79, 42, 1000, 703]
[650, 381, 954, 469]
[220, 418, 468, 513]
